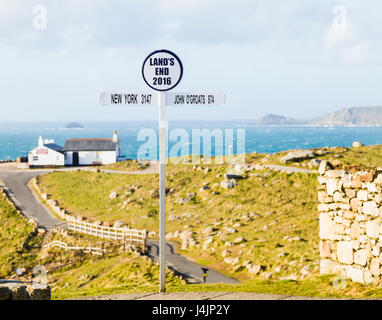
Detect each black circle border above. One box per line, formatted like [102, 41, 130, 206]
[141, 49, 184, 92]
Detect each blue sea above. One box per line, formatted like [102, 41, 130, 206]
[1, 121, 382, 160]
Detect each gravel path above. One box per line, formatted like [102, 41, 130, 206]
[264, 164, 316, 174]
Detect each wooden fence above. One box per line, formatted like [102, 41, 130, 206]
[42, 240, 134, 272]
[43, 240, 104, 256]
[66, 217, 147, 252]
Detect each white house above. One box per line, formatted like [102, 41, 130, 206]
[28, 130, 121, 167]
[28, 136, 65, 168]
[64, 130, 121, 166]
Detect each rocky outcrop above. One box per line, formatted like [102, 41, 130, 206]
[352, 141, 363, 147]
[220, 179, 237, 189]
[109, 191, 118, 199]
[280, 150, 317, 163]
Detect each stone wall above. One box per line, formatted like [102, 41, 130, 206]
[0, 281, 50, 300]
[318, 161, 382, 285]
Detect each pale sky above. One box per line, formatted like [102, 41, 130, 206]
[0, 0, 382, 122]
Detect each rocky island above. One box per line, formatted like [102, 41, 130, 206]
[65, 122, 84, 129]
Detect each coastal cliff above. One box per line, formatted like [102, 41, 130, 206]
[253, 106, 382, 127]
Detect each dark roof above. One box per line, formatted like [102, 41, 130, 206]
[44, 143, 64, 153]
[64, 139, 118, 152]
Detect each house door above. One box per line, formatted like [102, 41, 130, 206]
[73, 152, 79, 166]
[96, 152, 101, 164]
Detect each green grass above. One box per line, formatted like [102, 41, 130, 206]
[53, 273, 382, 300]
[172, 275, 382, 298]
[0, 191, 43, 277]
[38, 146, 382, 298]
[38, 159, 320, 282]
[97, 159, 150, 172]
[49, 252, 183, 299]
[257, 144, 382, 169]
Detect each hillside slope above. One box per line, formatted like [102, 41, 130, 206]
[253, 106, 382, 126]
[311, 106, 382, 126]
[0, 190, 41, 277]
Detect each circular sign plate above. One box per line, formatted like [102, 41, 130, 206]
[142, 49, 183, 92]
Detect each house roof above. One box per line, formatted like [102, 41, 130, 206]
[64, 138, 118, 152]
[44, 143, 64, 154]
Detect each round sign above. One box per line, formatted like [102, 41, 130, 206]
[142, 49, 183, 92]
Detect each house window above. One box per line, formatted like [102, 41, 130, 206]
[33, 156, 39, 161]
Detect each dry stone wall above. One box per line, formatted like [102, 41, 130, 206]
[0, 281, 51, 300]
[318, 161, 382, 285]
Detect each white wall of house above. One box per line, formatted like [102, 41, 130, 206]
[65, 150, 117, 165]
[28, 146, 65, 167]
[78, 151, 116, 165]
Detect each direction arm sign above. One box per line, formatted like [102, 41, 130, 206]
[165, 92, 226, 106]
[99, 92, 226, 107]
[99, 92, 156, 106]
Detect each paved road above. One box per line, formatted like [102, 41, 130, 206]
[0, 164, 238, 285]
[147, 240, 239, 285]
[264, 164, 316, 174]
[0, 170, 60, 229]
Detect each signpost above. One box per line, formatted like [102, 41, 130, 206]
[99, 49, 226, 293]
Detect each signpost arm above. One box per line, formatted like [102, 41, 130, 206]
[159, 91, 167, 293]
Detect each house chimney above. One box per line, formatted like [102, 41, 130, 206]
[38, 136, 43, 147]
[112, 129, 118, 142]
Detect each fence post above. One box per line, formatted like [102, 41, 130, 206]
[143, 229, 147, 254]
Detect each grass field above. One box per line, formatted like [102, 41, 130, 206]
[37, 145, 382, 298]
[49, 252, 183, 299]
[260, 144, 382, 169]
[96, 159, 151, 172]
[53, 272, 382, 300]
[38, 155, 319, 282]
[0, 191, 42, 278]
[46, 226, 382, 300]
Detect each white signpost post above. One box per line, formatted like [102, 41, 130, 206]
[99, 49, 226, 293]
